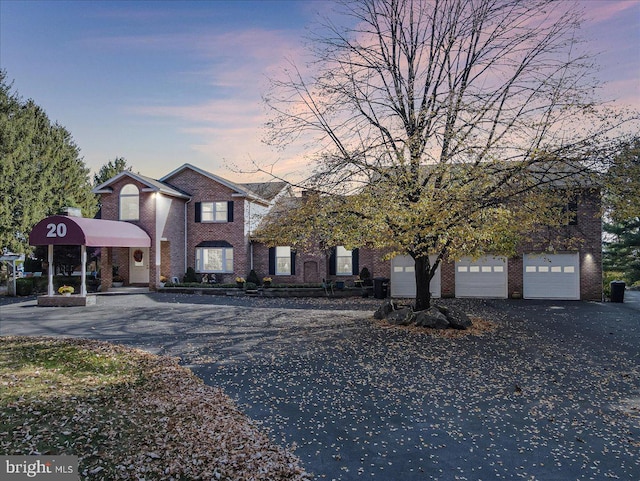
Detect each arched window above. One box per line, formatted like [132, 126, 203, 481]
[119, 184, 139, 220]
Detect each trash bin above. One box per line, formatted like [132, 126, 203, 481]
[373, 277, 389, 299]
[610, 280, 625, 303]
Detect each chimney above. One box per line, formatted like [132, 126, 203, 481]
[60, 207, 83, 217]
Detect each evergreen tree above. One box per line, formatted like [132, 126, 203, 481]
[603, 219, 640, 285]
[0, 71, 97, 253]
[93, 156, 131, 186]
[603, 137, 640, 285]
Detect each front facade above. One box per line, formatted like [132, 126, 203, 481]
[93, 163, 602, 301]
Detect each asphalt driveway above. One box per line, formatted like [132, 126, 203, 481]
[1, 292, 639, 480]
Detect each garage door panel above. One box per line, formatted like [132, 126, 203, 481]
[455, 256, 507, 298]
[523, 253, 579, 300]
[391, 255, 440, 298]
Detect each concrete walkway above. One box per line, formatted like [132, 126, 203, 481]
[1, 293, 639, 480]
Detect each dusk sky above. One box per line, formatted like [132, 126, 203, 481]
[1, 0, 639, 182]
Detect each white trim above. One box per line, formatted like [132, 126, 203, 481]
[92, 170, 190, 199]
[161, 163, 271, 205]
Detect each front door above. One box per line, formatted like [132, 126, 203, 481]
[130, 247, 149, 284]
[304, 261, 319, 283]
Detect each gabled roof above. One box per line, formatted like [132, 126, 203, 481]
[160, 163, 286, 206]
[240, 182, 289, 202]
[92, 171, 191, 199]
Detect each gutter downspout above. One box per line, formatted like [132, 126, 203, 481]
[248, 201, 254, 271]
[185, 197, 192, 275]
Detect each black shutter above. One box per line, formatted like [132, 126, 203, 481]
[195, 202, 201, 223]
[291, 250, 297, 275]
[352, 248, 359, 275]
[227, 201, 234, 222]
[329, 247, 336, 275]
[268, 247, 276, 275]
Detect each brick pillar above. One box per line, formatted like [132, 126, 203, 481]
[101, 247, 113, 289]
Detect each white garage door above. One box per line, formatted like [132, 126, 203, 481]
[523, 253, 579, 300]
[455, 256, 507, 298]
[390, 255, 441, 298]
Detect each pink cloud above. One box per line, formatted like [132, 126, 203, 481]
[582, 0, 638, 23]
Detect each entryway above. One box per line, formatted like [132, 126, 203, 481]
[130, 247, 150, 284]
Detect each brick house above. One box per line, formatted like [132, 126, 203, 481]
[93, 163, 602, 300]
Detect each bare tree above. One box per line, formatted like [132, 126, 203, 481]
[260, 0, 637, 310]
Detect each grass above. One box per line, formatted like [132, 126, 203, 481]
[0, 336, 310, 481]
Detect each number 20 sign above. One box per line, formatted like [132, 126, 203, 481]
[46, 223, 68, 238]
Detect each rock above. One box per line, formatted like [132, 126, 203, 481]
[436, 305, 472, 330]
[415, 307, 450, 329]
[387, 307, 415, 326]
[374, 300, 397, 319]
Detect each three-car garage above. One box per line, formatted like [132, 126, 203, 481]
[390, 252, 583, 300]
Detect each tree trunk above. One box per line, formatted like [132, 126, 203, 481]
[414, 255, 432, 311]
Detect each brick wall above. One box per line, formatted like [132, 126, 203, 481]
[515, 188, 602, 300]
[98, 177, 155, 287]
[163, 168, 249, 284]
[97, 175, 189, 288]
[250, 244, 391, 285]
[98, 168, 602, 300]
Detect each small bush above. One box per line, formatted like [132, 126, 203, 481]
[183, 267, 198, 283]
[16, 278, 34, 296]
[247, 269, 260, 285]
[245, 282, 257, 290]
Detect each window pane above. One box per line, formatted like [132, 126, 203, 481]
[119, 184, 139, 221]
[201, 202, 228, 222]
[196, 248, 233, 273]
[214, 202, 227, 221]
[276, 258, 291, 275]
[205, 249, 223, 271]
[201, 203, 214, 221]
[336, 246, 352, 275]
[275, 246, 291, 275]
[121, 184, 138, 195]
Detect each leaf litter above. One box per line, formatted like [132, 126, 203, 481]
[0, 336, 311, 480]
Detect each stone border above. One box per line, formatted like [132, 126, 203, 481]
[37, 295, 97, 307]
[158, 286, 375, 298]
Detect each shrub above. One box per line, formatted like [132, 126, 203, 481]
[245, 282, 257, 290]
[247, 269, 260, 285]
[183, 267, 198, 283]
[16, 278, 34, 296]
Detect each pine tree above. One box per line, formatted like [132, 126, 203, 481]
[0, 71, 97, 253]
